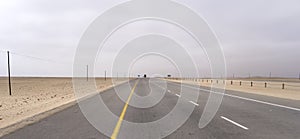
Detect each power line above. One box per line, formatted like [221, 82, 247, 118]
[8, 51, 68, 64]
[0, 50, 7, 53]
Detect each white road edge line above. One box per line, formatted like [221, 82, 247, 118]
[170, 82, 300, 112]
[175, 94, 181, 97]
[221, 116, 249, 130]
[189, 101, 199, 106]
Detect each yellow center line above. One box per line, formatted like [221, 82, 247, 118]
[111, 79, 139, 139]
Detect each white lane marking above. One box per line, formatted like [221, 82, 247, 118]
[221, 116, 249, 130]
[152, 82, 200, 106]
[189, 101, 199, 106]
[170, 82, 300, 112]
[151, 83, 167, 91]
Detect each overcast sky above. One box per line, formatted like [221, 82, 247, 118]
[0, 0, 299, 78]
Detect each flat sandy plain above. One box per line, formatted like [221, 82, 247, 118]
[167, 78, 300, 100]
[0, 77, 128, 131]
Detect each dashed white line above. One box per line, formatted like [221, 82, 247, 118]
[153, 82, 199, 106]
[221, 116, 249, 130]
[189, 101, 199, 106]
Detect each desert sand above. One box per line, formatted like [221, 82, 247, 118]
[167, 78, 300, 100]
[0, 77, 128, 130]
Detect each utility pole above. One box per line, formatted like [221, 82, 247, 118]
[104, 70, 107, 81]
[7, 51, 12, 96]
[269, 72, 272, 78]
[86, 65, 88, 81]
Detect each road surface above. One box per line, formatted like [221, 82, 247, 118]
[2, 79, 300, 139]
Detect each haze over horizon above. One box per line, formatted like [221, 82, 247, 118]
[0, 0, 299, 78]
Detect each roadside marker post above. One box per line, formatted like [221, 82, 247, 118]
[265, 83, 267, 88]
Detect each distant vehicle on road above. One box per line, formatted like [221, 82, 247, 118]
[144, 74, 147, 78]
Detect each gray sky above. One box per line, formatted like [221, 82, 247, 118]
[0, 0, 299, 78]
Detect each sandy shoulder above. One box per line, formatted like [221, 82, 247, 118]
[0, 77, 129, 136]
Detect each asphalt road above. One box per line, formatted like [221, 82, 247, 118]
[2, 79, 300, 139]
